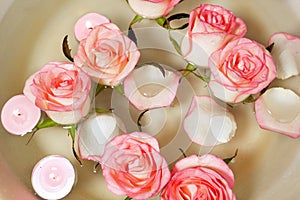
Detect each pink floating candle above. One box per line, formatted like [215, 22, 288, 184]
[1, 94, 41, 136]
[74, 13, 110, 41]
[31, 155, 76, 200]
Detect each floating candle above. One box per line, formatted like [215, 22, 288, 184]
[1, 94, 41, 136]
[31, 155, 76, 200]
[74, 12, 110, 41]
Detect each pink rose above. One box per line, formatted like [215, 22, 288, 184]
[127, 0, 180, 19]
[181, 4, 247, 67]
[161, 154, 236, 200]
[209, 38, 277, 103]
[100, 132, 170, 199]
[74, 23, 140, 86]
[23, 62, 91, 124]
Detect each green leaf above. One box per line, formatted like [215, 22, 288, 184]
[128, 15, 143, 45]
[62, 35, 74, 62]
[223, 149, 238, 165]
[68, 124, 76, 141]
[26, 117, 59, 145]
[37, 118, 58, 129]
[124, 197, 132, 200]
[129, 15, 144, 26]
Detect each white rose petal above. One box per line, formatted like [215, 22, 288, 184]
[183, 96, 237, 146]
[255, 87, 300, 138]
[268, 32, 300, 79]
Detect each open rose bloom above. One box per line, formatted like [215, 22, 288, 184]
[181, 4, 247, 67]
[127, 0, 180, 19]
[74, 22, 140, 87]
[208, 38, 277, 103]
[100, 132, 170, 199]
[23, 62, 91, 125]
[161, 154, 236, 200]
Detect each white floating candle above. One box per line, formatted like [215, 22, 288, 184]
[1, 94, 41, 136]
[31, 155, 76, 200]
[74, 13, 110, 41]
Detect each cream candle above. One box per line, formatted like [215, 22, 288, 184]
[31, 155, 76, 200]
[74, 13, 110, 41]
[1, 95, 41, 136]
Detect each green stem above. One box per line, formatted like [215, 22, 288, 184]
[68, 125, 82, 166]
[179, 63, 210, 83]
[26, 117, 58, 145]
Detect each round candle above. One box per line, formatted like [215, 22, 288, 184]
[31, 155, 76, 200]
[1, 94, 41, 136]
[74, 13, 110, 41]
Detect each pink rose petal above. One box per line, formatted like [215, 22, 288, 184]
[31, 155, 75, 200]
[183, 96, 237, 146]
[173, 154, 235, 188]
[1, 95, 41, 136]
[268, 32, 300, 79]
[127, 0, 180, 19]
[255, 87, 300, 138]
[161, 154, 235, 200]
[74, 13, 110, 41]
[124, 63, 180, 110]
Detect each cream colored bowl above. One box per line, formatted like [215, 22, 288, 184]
[0, 0, 300, 199]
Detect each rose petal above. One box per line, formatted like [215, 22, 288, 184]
[74, 13, 110, 41]
[127, 0, 180, 19]
[268, 32, 300, 79]
[45, 96, 91, 125]
[124, 63, 180, 110]
[183, 96, 237, 146]
[255, 87, 300, 138]
[77, 113, 126, 160]
[173, 154, 235, 188]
